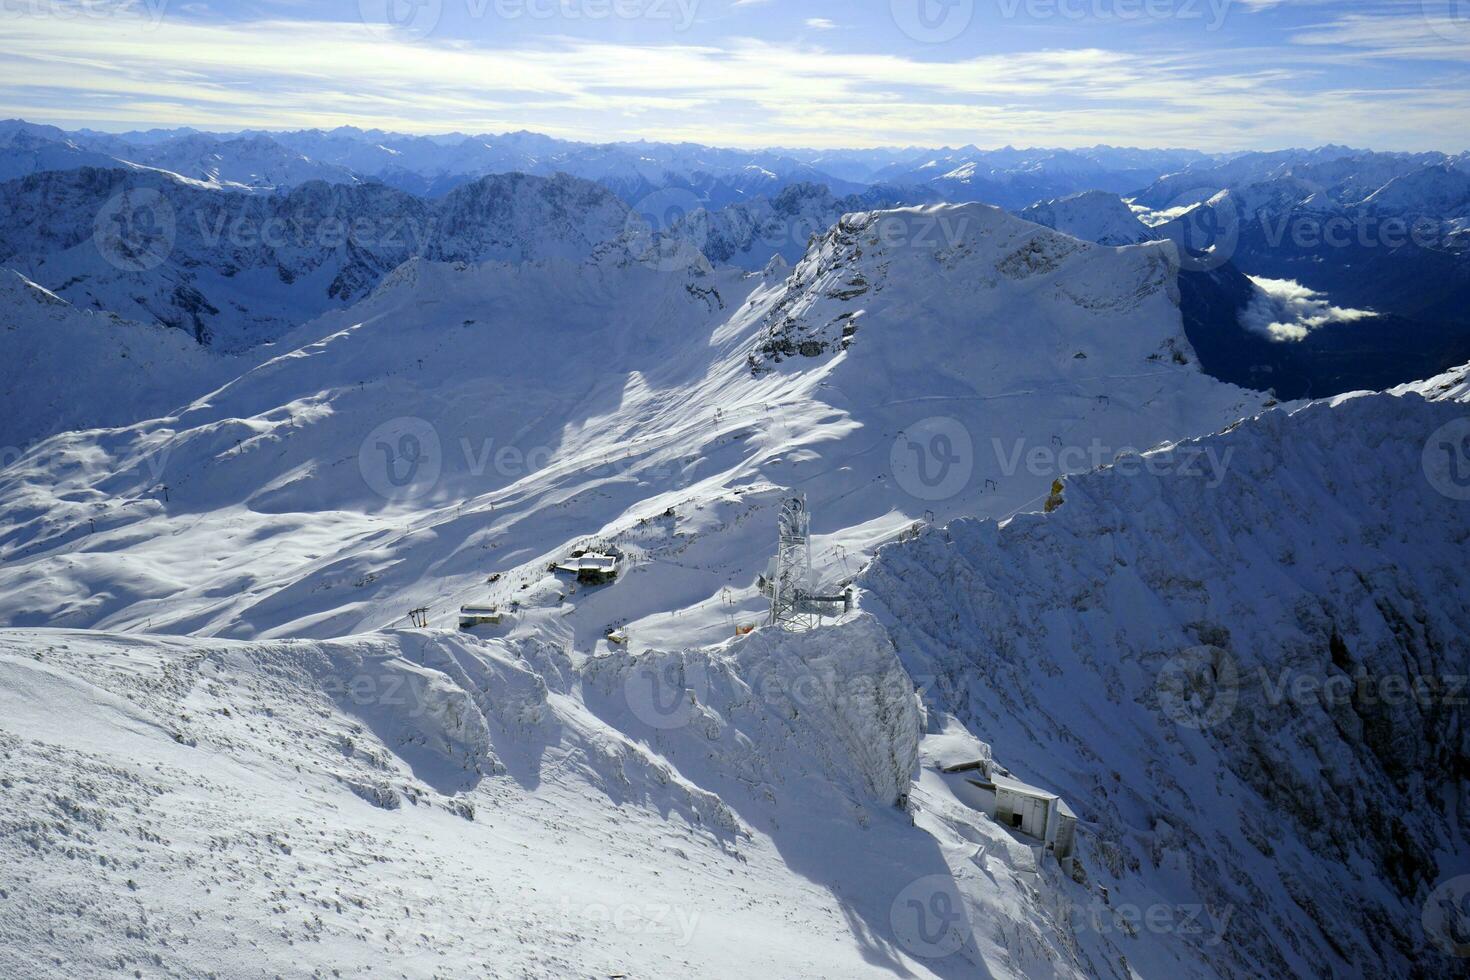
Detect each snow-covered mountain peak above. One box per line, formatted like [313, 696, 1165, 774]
[752, 202, 1185, 369]
[1018, 189, 1152, 246]
[0, 167, 668, 351]
[1360, 162, 1470, 217]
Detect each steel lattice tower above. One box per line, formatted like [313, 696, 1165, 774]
[769, 494, 816, 630]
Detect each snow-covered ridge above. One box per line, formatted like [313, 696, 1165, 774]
[857, 391, 1470, 977]
[1390, 358, 1470, 402]
[1359, 163, 1470, 219]
[751, 201, 1181, 368]
[0, 167, 643, 351]
[0, 196, 1268, 646]
[1018, 189, 1151, 246]
[0, 269, 230, 446]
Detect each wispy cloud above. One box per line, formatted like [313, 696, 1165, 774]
[0, 3, 1465, 149]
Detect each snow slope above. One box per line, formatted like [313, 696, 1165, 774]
[0, 271, 234, 448]
[1, 184, 1465, 978]
[1018, 190, 1152, 246]
[858, 391, 1470, 978]
[0, 203, 1265, 649]
[5, 384, 1460, 977]
[0, 614, 1098, 978]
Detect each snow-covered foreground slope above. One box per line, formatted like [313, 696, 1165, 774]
[0, 204, 1266, 650]
[0, 617, 1093, 978]
[2, 192, 1467, 976]
[4, 386, 1465, 977]
[858, 391, 1470, 978]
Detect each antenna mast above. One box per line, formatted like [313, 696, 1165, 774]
[769, 494, 815, 629]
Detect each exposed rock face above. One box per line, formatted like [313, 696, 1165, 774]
[749, 203, 1176, 371]
[857, 391, 1470, 978]
[673, 181, 938, 271]
[0, 168, 640, 351]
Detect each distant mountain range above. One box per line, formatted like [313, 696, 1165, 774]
[2, 117, 1469, 400]
[0, 167, 647, 351]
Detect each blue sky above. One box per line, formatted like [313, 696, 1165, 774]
[2, 0, 1467, 149]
